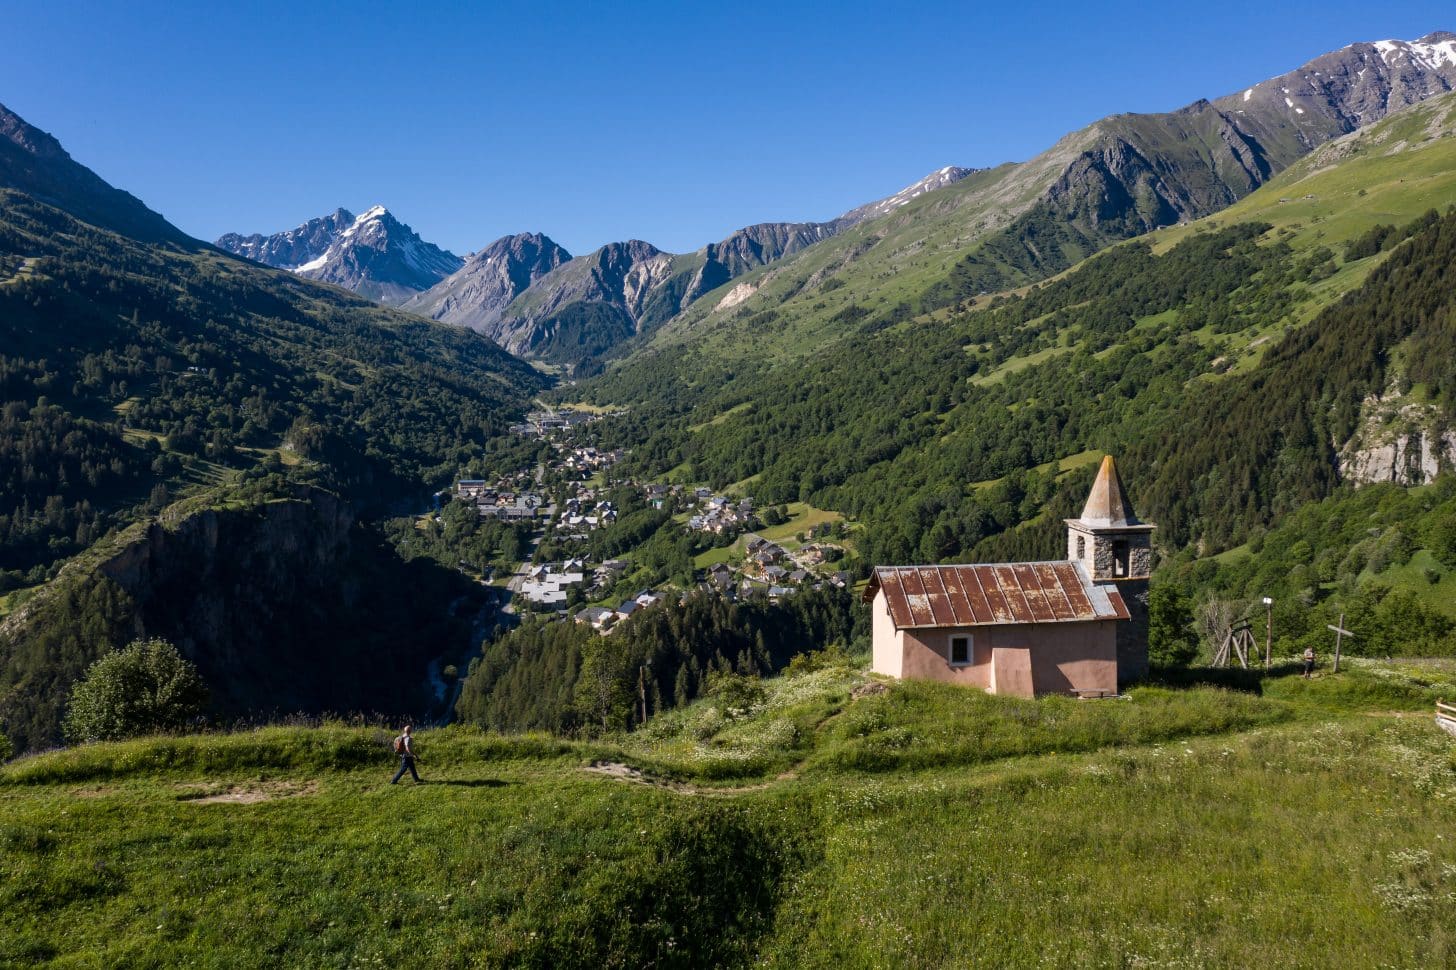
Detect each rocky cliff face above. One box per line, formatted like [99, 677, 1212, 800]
[0, 487, 468, 752]
[1339, 386, 1455, 486]
[400, 232, 571, 330]
[1053, 34, 1456, 237]
[217, 206, 463, 304]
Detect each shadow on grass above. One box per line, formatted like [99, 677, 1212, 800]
[421, 778, 514, 788]
[1145, 662, 1306, 695]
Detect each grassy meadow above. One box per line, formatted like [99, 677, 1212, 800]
[4, 660, 1456, 968]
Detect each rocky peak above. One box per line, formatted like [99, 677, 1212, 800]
[0, 103, 66, 159]
[401, 231, 572, 329]
[216, 205, 462, 305]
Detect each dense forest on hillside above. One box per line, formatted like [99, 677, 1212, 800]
[456, 586, 864, 734]
[0, 191, 544, 584]
[1135, 209, 1456, 549]
[577, 209, 1454, 568]
[1168, 478, 1456, 658]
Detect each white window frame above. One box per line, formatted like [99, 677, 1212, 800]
[949, 634, 973, 667]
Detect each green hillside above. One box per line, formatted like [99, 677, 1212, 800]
[0, 190, 545, 586]
[4, 658, 1454, 967]
[573, 95, 1456, 571]
[0, 188, 548, 753]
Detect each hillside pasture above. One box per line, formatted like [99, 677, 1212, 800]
[4, 661, 1455, 967]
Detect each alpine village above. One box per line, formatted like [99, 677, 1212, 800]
[6, 12, 1456, 967]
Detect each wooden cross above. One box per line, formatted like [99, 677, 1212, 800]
[1326, 612, 1354, 673]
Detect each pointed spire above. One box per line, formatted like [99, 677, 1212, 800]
[1079, 456, 1139, 527]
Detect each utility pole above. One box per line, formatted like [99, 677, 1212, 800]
[1262, 596, 1274, 670]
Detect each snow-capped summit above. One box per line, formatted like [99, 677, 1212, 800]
[1373, 33, 1456, 71]
[217, 206, 463, 305]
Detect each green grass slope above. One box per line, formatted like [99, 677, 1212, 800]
[4, 660, 1455, 967]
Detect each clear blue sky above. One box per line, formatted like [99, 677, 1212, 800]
[2, 1, 1450, 256]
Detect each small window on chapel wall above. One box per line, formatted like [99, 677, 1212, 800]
[1076, 536, 1085, 560]
[949, 636, 972, 666]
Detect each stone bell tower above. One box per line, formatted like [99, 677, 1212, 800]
[1066, 456, 1155, 683]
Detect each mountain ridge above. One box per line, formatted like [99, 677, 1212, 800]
[0, 101, 194, 247]
[216, 206, 464, 304]
[408, 165, 982, 366]
[627, 31, 1456, 370]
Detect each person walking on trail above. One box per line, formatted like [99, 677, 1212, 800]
[390, 725, 423, 785]
[1302, 646, 1316, 679]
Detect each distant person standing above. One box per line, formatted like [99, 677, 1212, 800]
[1302, 646, 1316, 679]
[390, 725, 423, 785]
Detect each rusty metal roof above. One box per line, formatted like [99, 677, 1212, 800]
[864, 562, 1129, 629]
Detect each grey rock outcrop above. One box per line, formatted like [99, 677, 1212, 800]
[401, 232, 572, 330]
[1338, 382, 1456, 486]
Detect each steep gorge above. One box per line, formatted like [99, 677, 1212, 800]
[0, 486, 474, 753]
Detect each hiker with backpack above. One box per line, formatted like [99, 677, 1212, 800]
[390, 725, 423, 785]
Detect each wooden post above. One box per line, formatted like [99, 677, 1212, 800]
[638, 664, 648, 727]
[1326, 614, 1354, 674]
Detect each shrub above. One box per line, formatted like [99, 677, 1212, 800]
[705, 671, 767, 717]
[0, 731, 10, 763]
[1148, 586, 1199, 667]
[62, 638, 209, 744]
[786, 642, 852, 675]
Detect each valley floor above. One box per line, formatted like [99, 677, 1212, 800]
[3, 660, 1455, 968]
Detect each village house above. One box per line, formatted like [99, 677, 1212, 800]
[456, 480, 490, 500]
[520, 560, 587, 605]
[798, 544, 826, 565]
[574, 606, 616, 632]
[866, 456, 1154, 697]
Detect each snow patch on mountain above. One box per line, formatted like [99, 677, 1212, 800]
[830, 165, 980, 229]
[1375, 37, 1456, 70]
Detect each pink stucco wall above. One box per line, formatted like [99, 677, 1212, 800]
[869, 594, 1119, 696]
[870, 590, 903, 678]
